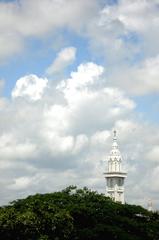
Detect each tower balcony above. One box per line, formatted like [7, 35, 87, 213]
[107, 187, 124, 192]
[104, 171, 127, 178]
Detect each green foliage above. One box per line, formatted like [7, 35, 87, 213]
[0, 186, 158, 239]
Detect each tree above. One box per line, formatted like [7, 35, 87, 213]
[0, 186, 158, 240]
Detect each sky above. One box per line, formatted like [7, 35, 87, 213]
[0, 0, 159, 209]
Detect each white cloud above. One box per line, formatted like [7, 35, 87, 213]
[91, 130, 110, 147]
[109, 55, 159, 95]
[56, 62, 135, 136]
[46, 47, 76, 75]
[130, 55, 159, 95]
[10, 176, 31, 190]
[57, 62, 104, 106]
[146, 146, 159, 162]
[0, 133, 37, 162]
[0, 0, 99, 62]
[84, 0, 159, 66]
[73, 135, 89, 154]
[12, 74, 48, 100]
[0, 33, 23, 64]
[63, 62, 104, 89]
[0, 0, 159, 77]
[0, 60, 159, 209]
[100, 0, 154, 33]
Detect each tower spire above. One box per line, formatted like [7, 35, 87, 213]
[104, 130, 127, 204]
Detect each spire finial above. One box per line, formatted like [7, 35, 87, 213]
[113, 129, 117, 140]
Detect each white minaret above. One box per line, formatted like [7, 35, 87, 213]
[104, 130, 127, 204]
[147, 199, 153, 211]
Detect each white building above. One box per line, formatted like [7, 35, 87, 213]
[104, 130, 127, 204]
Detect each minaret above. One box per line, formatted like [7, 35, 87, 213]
[104, 130, 127, 204]
[147, 199, 153, 211]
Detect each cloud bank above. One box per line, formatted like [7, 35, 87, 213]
[0, 60, 157, 209]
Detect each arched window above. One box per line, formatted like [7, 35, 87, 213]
[110, 179, 113, 188]
[115, 162, 117, 171]
[118, 178, 123, 186]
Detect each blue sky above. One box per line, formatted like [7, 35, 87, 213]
[0, 29, 93, 96]
[0, 0, 159, 209]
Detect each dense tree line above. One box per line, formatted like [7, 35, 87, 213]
[0, 186, 159, 239]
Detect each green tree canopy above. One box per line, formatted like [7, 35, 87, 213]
[0, 186, 158, 240]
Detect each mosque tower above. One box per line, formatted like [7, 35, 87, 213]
[104, 130, 127, 204]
